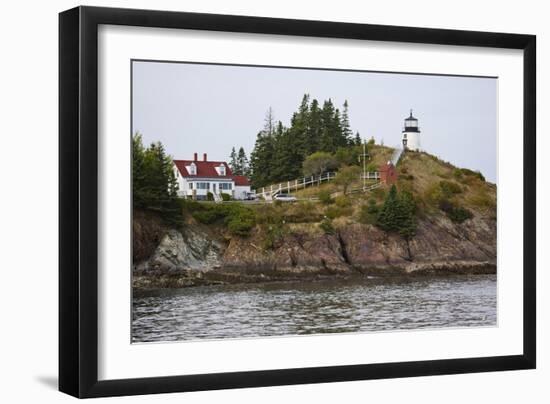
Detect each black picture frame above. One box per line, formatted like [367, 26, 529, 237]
[59, 5, 536, 398]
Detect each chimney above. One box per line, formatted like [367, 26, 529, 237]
[203, 153, 207, 161]
[193, 152, 198, 161]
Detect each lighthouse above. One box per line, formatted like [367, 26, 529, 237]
[402, 110, 421, 151]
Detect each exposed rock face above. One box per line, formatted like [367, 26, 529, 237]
[134, 211, 496, 287]
[135, 228, 224, 273]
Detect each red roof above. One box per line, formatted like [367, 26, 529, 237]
[174, 159, 250, 186]
[233, 175, 250, 186]
[174, 160, 233, 178]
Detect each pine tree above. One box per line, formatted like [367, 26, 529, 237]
[237, 147, 250, 177]
[320, 99, 337, 152]
[250, 108, 277, 188]
[229, 147, 239, 174]
[354, 132, 362, 146]
[132, 133, 146, 209]
[376, 185, 417, 260]
[305, 98, 321, 155]
[133, 136, 180, 224]
[341, 100, 353, 145]
[272, 121, 303, 181]
[376, 185, 401, 232]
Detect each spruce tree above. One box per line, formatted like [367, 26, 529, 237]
[341, 100, 353, 145]
[320, 99, 336, 152]
[306, 98, 322, 155]
[354, 132, 362, 146]
[237, 147, 250, 177]
[229, 147, 239, 174]
[132, 133, 146, 209]
[250, 108, 277, 188]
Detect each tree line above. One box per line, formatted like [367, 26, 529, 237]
[132, 133, 181, 224]
[233, 95, 364, 189]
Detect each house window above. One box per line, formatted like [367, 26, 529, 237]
[218, 164, 226, 176]
[219, 183, 232, 190]
[189, 182, 193, 190]
[188, 163, 196, 175]
[196, 182, 210, 190]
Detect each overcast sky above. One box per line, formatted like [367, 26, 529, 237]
[132, 60, 497, 182]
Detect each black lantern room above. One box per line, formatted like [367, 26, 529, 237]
[403, 109, 419, 132]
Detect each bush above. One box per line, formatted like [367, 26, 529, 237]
[439, 199, 473, 223]
[220, 193, 232, 201]
[286, 202, 323, 223]
[447, 206, 473, 223]
[325, 205, 352, 219]
[319, 218, 335, 234]
[191, 204, 256, 236]
[366, 162, 378, 173]
[334, 195, 351, 208]
[207, 191, 214, 201]
[452, 168, 463, 179]
[226, 210, 255, 236]
[317, 189, 334, 205]
[456, 168, 485, 182]
[192, 209, 224, 224]
[359, 199, 379, 225]
[262, 222, 287, 250]
[439, 180, 462, 197]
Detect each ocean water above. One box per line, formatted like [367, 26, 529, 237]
[132, 274, 497, 343]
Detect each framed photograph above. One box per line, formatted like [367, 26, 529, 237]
[59, 6, 536, 398]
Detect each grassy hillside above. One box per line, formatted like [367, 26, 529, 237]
[170, 145, 496, 251]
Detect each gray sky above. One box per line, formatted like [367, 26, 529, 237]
[132, 61, 497, 182]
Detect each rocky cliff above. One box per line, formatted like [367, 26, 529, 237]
[133, 210, 496, 289]
[133, 149, 497, 289]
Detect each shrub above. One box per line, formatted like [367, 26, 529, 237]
[317, 189, 334, 205]
[438, 199, 473, 223]
[334, 195, 351, 208]
[325, 205, 352, 219]
[207, 191, 214, 201]
[286, 201, 323, 223]
[359, 199, 379, 225]
[262, 222, 287, 250]
[439, 180, 462, 197]
[226, 211, 255, 236]
[192, 209, 224, 224]
[319, 218, 335, 234]
[220, 193, 232, 201]
[456, 168, 485, 182]
[366, 162, 378, 173]
[447, 206, 473, 223]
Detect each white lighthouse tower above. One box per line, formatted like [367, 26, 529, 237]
[402, 110, 421, 151]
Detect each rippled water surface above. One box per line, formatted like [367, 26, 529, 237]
[132, 275, 496, 343]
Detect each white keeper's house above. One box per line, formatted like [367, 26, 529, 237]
[173, 153, 252, 201]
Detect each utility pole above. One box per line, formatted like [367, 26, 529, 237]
[360, 139, 369, 191]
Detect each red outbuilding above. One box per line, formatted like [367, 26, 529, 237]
[379, 161, 398, 185]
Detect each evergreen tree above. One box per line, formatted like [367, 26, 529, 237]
[376, 185, 401, 232]
[236, 147, 250, 177]
[305, 98, 321, 155]
[341, 100, 353, 145]
[320, 99, 337, 152]
[376, 185, 417, 260]
[290, 94, 310, 157]
[229, 147, 239, 174]
[272, 121, 303, 181]
[132, 132, 146, 209]
[354, 132, 362, 146]
[250, 108, 277, 188]
[132, 135, 181, 224]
